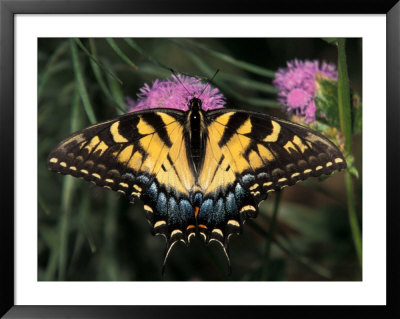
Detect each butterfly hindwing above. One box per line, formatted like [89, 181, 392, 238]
[47, 109, 197, 248]
[194, 109, 346, 246]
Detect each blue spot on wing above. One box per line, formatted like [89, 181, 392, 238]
[156, 192, 167, 217]
[213, 198, 225, 224]
[242, 174, 255, 186]
[137, 175, 150, 185]
[179, 199, 193, 219]
[235, 183, 247, 201]
[191, 192, 203, 207]
[199, 199, 213, 221]
[225, 192, 237, 218]
[142, 182, 158, 204]
[168, 197, 180, 224]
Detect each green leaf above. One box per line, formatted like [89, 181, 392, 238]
[315, 76, 340, 128]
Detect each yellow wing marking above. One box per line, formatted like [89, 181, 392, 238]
[206, 121, 252, 172]
[263, 120, 281, 142]
[110, 121, 129, 143]
[118, 145, 134, 163]
[293, 135, 308, 153]
[197, 124, 236, 194]
[137, 117, 156, 135]
[128, 151, 143, 171]
[143, 205, 153, 213]
[139, 121, 180, 175]
[236, 118, 252, 135]
[227, 220, 240, 227]
[154, 123, 195, 195]
[156, 112, 178, 125]
[84, 136, 100, 154]
[257, 144, 275, 162]
[214, 112, 235, 126]
[248, 150, 264, 170]
[283, 141, 297, 154]
[240, 205, 256, 213]
[212, 229, 223, 237]
[154, 220, 166, 228]
[93, 141, 109, 156]
[59, 133, 85, 150]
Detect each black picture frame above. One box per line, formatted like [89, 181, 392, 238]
[1, 0, 399, 317]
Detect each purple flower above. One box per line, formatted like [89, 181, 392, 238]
[273, 59, 337, 123]
[126, 74, 226, 112]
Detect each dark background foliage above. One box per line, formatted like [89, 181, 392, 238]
[38, 38, 362, 281]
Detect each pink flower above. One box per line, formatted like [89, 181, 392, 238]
[273, 59, 337, 123]
[126, 74, 226, 112]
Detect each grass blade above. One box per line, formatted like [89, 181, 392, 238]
[219, 73, 277, 94]
[88, 39, 126, 113]
[106, 38, 138, 70]
[174, 39, 275, 78]
[124, 38, 170, 71]
[38, 40, 69, 100]
[70, 39, 97, 124]
[178, 44, 279, 108]
[74, 38, 122, 85]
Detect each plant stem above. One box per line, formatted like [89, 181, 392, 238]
[337, 38, 362, 267]
[261, 191, 281, 280]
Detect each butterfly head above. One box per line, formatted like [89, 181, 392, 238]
[189, 97, 202, 111]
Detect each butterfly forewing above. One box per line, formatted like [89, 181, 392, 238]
[47, 109, 198, 247]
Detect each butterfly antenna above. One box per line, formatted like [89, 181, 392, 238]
[198, 69, 220, 98]
[170, 68, 191, 95]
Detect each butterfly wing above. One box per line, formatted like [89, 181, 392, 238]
[196, 109, 346, 247]
[47, 109, 197, 252]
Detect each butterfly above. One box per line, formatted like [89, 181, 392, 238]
[47, 95, 346, 269]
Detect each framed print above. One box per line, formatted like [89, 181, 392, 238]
[1, 0, 399, 318]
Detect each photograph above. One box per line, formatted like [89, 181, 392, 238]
[38, 37, 362, 282]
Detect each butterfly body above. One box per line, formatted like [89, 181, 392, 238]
[47, 97, 346, 265]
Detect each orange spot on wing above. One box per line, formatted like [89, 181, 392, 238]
[198, 224, 207, 229]
[194, 206, 200, 218]
[187, 225, 195, 230]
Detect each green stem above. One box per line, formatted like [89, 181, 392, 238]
[337, 39, 352, 152]
[261, 191, 281, 280]
[337, 38, 362, 267]
[345, 171, 362, 265]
